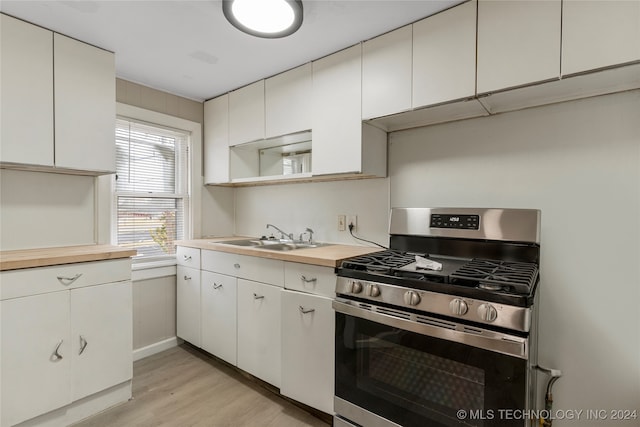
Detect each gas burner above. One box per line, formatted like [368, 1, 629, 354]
[340, 250, 417, 274]
[478, 282, 505, 291]
[451, 259, 538, 294]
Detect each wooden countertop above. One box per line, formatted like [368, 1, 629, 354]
[176, 238, 385, 268]
[0, 244, 137, 271]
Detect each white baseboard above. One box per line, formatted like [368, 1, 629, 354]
[133, 337, 181, 361]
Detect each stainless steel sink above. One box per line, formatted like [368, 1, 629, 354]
[214, 238, 330, 251]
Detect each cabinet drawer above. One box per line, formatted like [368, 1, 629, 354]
[284, 262, 336, 298]
[202, 250, 284, 287]
[1, 259, 131, 300]
[176, 246, 201, 268]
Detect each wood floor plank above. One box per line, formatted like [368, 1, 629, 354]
[73, 345, 330, 427]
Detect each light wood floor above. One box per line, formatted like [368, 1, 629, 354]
[73, 344, 330, 427]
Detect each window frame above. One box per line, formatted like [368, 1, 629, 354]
[105, 103, 202, 265]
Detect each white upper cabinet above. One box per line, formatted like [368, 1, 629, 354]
[562, 0, 640, 76]
[0, 15, 115, 175]
[477, 0, 561, 93]
[54, 33, 116, 173]
[203, 95, 230, 184]
[228, 80, 265, 146]
[412, 1, 477, 107]
[265, 63, 312, 138]
[362, 25, 413, 119]
[312, 45, 387, 177]
[0, 14, 54, 167]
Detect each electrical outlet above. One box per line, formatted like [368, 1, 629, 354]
[348, 215, 358, 232]
[338, 215, 346, 231]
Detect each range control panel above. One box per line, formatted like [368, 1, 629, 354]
[430, 214, 480, 230]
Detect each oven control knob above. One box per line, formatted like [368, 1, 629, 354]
[477, 303, 498, 322]
[367, 284, 381, 297]
[350, 281, 363, 294]
[449, 298, 468, 316]
[403, 291, 421, 306]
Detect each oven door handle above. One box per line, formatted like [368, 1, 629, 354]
[333, 298, 528, 359]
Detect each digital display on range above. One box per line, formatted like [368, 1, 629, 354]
[430, 214, 480, 230]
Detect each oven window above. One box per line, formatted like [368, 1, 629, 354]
[336, 314, 528, 427]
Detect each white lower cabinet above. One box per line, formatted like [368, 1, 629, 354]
[70, 281, 132, 401]
[281, 289, 335, 414]
[237, 279, 282, 388]
[178, 246, 337, 414]
[201, 271, 237, 366]
[1, 274, 132, 427]
[176, 265, 201, 347]
[1, 291, 71, 427]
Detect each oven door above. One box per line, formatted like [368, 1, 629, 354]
[334, 298, 534, 427]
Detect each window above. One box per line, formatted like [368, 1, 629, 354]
[115, 117, 190, 259]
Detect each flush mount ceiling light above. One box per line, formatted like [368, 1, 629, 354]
[223, 0, 303, 39]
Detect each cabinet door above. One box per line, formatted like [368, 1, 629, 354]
[54, 33, 115, 172]
[201, 271, 237, 365]
[1, 292, 71, 427]
[229, 80, 265, 146]
[281, 290, 335, 414]
[176, 265, 201, 347]
[413, 1, 477, 107]
[204, 95, 231, 184]
[237, 279, 281, 387]
[362, 25, 413, 119]
[0, 14, 54, 167]
[265, 63, 312, 138]
[477, 0, 561, 93]
[70, 281, 132, 401]
[312, 45, 363, 176]
[562, 0, 640, 75]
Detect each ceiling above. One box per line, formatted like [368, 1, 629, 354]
[0, 0, 462, 102]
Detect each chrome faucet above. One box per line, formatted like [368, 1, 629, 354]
[299, 227, 314, 243]
[266, 224, 294, 241]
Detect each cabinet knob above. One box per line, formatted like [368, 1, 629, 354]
[184, 275, 192, 280]
[183, 255, 192, 261]
[299, 306, 315, 314]
[56, 273, 82, 286]
[51, 340, 64, 361]
[234, 263, 241, 269]
[253, 293, 265, 300]
[213, 283, 223, 289]
[301, 275, 317, 283]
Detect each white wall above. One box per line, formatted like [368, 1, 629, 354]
[0, 170, 96, 250]
[389, 90, 640, 425]
[234, 178, 389, 246]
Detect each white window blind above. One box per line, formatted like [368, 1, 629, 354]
[115, 117, 190, 259]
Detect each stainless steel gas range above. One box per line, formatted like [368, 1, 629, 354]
[334, 208, 541, 427]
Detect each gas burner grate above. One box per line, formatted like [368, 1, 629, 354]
[340, 250, 417, 275]
[451, 259, 538, 294]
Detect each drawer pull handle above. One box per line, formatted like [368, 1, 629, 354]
[301, 275, 317, 283]
[183, 255, 192, 261]
[79, 335, 88, 355]
[57, 273, 82, 286]
[213, 283, 223, 289]
[234, 263, 241, 269]
[184, 275, 192, 280]
[51, 340, 64, 361]
[253, 293, 264, 300]
[299, 306, 315, 314]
